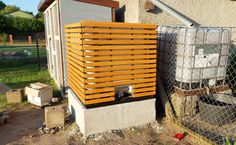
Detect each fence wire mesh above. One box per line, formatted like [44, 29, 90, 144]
[0, 44, 47, 68]
[158, 26, 236, 145]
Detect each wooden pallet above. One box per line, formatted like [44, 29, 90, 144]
[65, 21, 157, 105]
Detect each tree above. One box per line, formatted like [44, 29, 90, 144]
[0, 5, 20, 14]
[0, 0, 6, 10]
[0, 14, 10, 33]
[35, 12, 44, 22]
[10, 17, 44, 35]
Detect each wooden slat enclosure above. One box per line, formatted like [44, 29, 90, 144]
[65, 21, 157, 105]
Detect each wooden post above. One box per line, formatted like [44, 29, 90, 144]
[9, 35, 13, 44]
[28, 36, 32, 44]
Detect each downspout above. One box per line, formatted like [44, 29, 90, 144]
[149, 0, 194, 28]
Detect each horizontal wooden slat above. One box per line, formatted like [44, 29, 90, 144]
[68, 64, 84, 78]
[133, 82, 156, 88]
[64, 23, 82, 28]
[67, 58, 84, 73]
[81, 21, 157, 29]
[85, 73, 156, 83]
[84, 55, 156, 61]
[67, 46, 84, 56]
[86, 92, 115, 99]
[85, 97, 115, 105]
[84, 59, 156, 67]
[67, 54, 84, 66]
[66, 43, 156, 50]
[85, 87, 114, 94]
[84, 50, 157, 56]
[68, 78, 85, 96]
[133, 91, 156, 98]
[85, 78, 156, 88]
[68, 69, 84, 83]
[68, 72, 85, 89]
[85, 69, 156, 77]
[65, 28, 157, 34]
[66, 34, 156, 39]
[85, 64, 156, 72]
[133, 87, 156, 93]
[66, 38, 157, 45]
[84, 40, 156, 45]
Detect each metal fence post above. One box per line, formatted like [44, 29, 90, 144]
[36, 39, 41, 71]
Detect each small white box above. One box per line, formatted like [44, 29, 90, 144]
[25, 82, 53, 106]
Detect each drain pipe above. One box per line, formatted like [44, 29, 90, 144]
[149, 0, 194, 28]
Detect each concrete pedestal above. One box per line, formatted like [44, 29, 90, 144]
[68, 89, 156, 136]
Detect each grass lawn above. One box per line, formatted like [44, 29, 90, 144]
[0, 64, 60, 112]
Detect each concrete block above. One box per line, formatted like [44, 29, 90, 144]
[45, 106, 65, 128]
[25, 82, 53, 106]
[68, 89, 156, 136]
[6, 89, 24, 103]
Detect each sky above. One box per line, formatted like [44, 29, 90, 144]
[1, 0, 40, 15]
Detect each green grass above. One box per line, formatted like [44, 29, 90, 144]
[0, 64, 60, 112]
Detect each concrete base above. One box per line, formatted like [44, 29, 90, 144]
[68, 89, 156, 136]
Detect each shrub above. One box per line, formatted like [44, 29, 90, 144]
[0, 33, 8, 43]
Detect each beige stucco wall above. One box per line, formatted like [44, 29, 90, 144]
[116, 0, 236, 42]
[116, 0, 139, 23]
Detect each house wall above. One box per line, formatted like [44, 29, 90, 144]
[117, 0, 236, 42]
[59, 0, 113, 88]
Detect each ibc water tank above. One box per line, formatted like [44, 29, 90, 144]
[158, 26, 232, 90]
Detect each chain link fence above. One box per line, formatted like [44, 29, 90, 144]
[158, 26, 236, 145]
[0, 43, 47, 69]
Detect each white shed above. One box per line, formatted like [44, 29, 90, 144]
[38, 0, 119, 92]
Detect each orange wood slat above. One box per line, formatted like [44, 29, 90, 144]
[133, 91, 156, 98]
[85, 69, 156, 78]
[65, 28, 156, 34]
[85, 78, 156, 89]
[84, 64, 156, 72]
[84, 73, 156, 83]
[85, 97, 115, 105]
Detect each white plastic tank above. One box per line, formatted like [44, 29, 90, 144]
[158, 26, 232, 90]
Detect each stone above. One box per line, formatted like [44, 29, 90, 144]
[45, 105, 65, 128]
[50, 128, 56, 134]
[51, 97, 60, 103]
[150, 121, 163, 134]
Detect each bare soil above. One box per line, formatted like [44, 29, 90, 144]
[0, 104, 198, 145]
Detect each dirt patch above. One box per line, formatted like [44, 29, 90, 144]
[0, 104, 198, 145]
[0, 105, 43, 145]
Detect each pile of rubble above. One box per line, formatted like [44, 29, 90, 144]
[38, 123, 65, 134]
